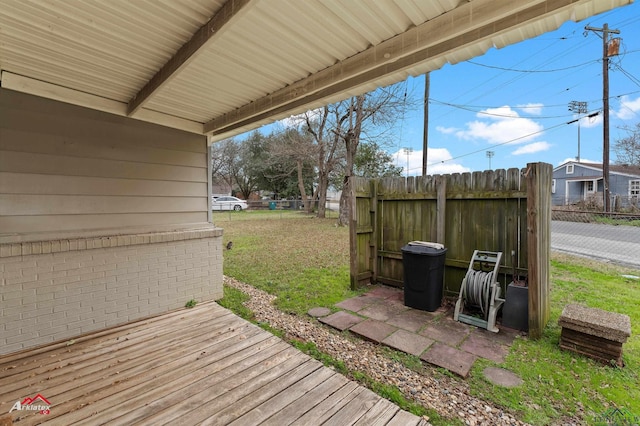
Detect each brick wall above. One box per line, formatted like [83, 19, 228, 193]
[0, 228, 223, 355]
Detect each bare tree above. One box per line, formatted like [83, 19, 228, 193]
[614, 122, 640, 166]
[211, 133, 267, 199]
[211, 139, 239, 192]
[304, 107, 345, 218]
[266, 127, 317, 210]
[335, 84, 414, 226]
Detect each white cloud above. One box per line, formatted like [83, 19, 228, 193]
[517, 103, 544, 115]
[436, 125, 457, 134]
[455, 106, 544, 144]
[512, 141, 551, 155]
[391, 148, 470, 176]
[571, 111, 602, 129]
[277, 108, 323, 128]
[612, 95, 640, 120]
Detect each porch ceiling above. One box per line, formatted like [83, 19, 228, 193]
[0, 0, 632, 141]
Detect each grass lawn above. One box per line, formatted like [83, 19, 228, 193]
[216, 210, 640, 425]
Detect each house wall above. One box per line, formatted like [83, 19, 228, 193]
[0, 89, 209, 234]
[552, 162, 640, 206]
[0, 89, 223, 355]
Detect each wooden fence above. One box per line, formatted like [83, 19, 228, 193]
[349, 162, 551, 338]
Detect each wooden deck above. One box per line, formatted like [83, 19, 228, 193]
[0, 302, 427, 425]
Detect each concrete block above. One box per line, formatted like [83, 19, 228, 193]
[559, 304, 631, 343]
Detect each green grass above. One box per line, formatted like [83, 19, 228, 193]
[468, 253, 640, 425]
[219, 212, 361, 314]
[593, 216, 640, 227]
[213, 208, 338, 223]
[218, 213, 640, 425]
[217, 285, 254, 321]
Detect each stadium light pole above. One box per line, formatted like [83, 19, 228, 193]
[568, 101, 588, 162]
[486, 150, 494, 170]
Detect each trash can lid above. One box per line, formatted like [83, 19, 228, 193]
[408, 241, 444, 250]
[401, 241, 447, 255]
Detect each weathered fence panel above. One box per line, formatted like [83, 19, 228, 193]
[351, 162, 552, 338]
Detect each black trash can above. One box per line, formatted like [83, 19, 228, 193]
[401, 241, 447, 312]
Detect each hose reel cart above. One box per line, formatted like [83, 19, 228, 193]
[454, 250, 505, 333]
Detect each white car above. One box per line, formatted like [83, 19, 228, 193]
[212, 196, 248, 211]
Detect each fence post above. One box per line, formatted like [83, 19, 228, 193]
[349, 176, 359, 290]
[526, 162, 552, 338]
[436, 175, 447, 245]
[370, 179, 379, 283]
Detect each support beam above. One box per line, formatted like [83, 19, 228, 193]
[204, 0, 591, 136]
[127, 0, 254, 116]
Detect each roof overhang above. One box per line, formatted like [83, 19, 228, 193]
[0, 0, 632, 142]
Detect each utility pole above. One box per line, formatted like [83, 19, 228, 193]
[585, 23, 620, 213]
[568, 101, 587, 162]
[422, 72, 430, 176]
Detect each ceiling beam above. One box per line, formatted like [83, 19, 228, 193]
[203, 0, 584, 136]
[127, 0, 254, 116]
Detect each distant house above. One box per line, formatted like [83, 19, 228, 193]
[552, 161, 640, 208]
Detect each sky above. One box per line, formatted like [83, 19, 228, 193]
[391, 1, 640, 176]
[259, 2, 640, 176]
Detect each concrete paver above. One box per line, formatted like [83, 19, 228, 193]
[359, 302, 409, 322]
[387, 309, 437, 332]
[319, 311, 364, 331]
[420, 318, 471, 346]
[383, 329, 434, 356]
[367, 286, 402, 299]
[460, 332, 509, 363]
[420, 342, 477, 378]
[335, 295, 381, 312]
[320, 284, 523, 380]
[308, 307, 331, 318]
[350, 319, 398, 343]
[483, 367, 524, 387]
[474, 326, 519, 346]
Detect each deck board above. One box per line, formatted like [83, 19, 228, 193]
[0, 301, 427, 425]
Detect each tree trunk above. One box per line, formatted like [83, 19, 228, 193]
[316, 171, 328, 218]
[338, 134, 356, 226]
[338, 96, 364, 226]
[338, 177, 350, 226]
[296, 159, 312, 214]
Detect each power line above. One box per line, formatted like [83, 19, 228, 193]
[465, 59, 599, 73]
[429, 88, 640, 120]
[613, 63, 640, 89]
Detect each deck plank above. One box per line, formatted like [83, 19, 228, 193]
[194, 357, 322, 425]
[0, 310, 238, 399]
[260, 373, 351, 426]
[353, 398, 401, 425]
[227, 365, 337, 425]
[59, 332, 282, 425]
[387, 409, 429, 426]
[104, 338, 292, 426]
[322, 387, 383, 426]
[289, 380, 363, 425]
[0, 301, 426, 425]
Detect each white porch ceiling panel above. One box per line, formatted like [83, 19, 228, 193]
[0, 0, 632, 141]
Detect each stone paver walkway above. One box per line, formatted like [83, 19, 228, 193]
[318, 285, 523, 378]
